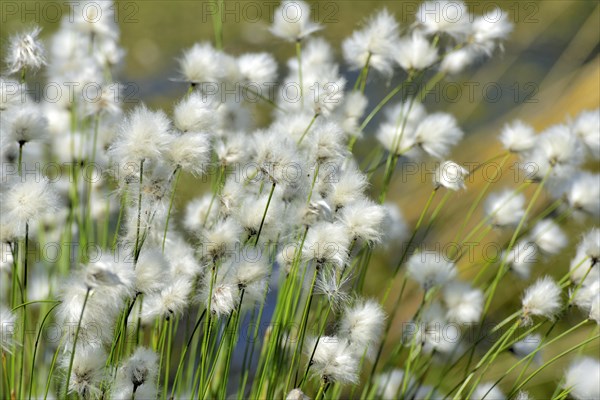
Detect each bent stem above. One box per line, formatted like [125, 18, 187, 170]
[162, 167, 182, 252]
[64, 287, 91, 398]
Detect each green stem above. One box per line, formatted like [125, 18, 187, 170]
[64, 288, 91, 398]
[162, 167, 181, 252]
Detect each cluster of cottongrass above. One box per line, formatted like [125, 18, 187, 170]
[0, 1, 599, 399]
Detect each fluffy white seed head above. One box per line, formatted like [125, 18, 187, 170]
[440, 47, 476, 74]
[63, 346, 107, 399]
[237, 52, 277, 84]
[179, 42, 226, 84]
[505, 240, 538, 280]
[113, 347, 159, 398]
[302, 221, 351, 268]
[134, 249, 170, 295]
[5, 26, 46, 75]
[338, 299, 386, 360]
[443, 281, 483, 324]
[485, 189, 525, 228]
[413, 112, 464, 159]
[529, 219, 568, 255]
[521, 276, 562, 324]
[109, 104, 172, 163]
[566, 172, 600, 218]
[406, 252, 457, 290]
[2, 105, 47, 145]
[563, 357, 600, 400]
[270, 0, 322, 41]
[416, 0, 472, 40]
[499, 120, 536, 153]
[471, 382, 506, 400]
[173, 93, 216, 133]
[2, 177, 57, 236]
[571, 109, 600, 160]
[394, 32, 438, 71]
[342, 9, 399, 77]
[307, 336, 359, 384]
[570, 229, 600, 284]
[434, 160, 469, 190]
[337, 198, 385, 244]
[199, 218, 243, 263]
[471, 8, 513, 54]
[167, 132, 211, 175]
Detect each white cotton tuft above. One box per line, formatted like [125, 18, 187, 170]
[563, 357, 600, 400]
[173, 92, 216, 133]
[63, 346, 107, 399]
[413, 112, 464, 159]
[237, 52, 277, 84]
[179, 42, 226, 84]
[499, 120, 536, 153]
[434, 160, 469, 191]
[394, 32, 438, 71]
[521, 276, 562, 323]
[440, 47, 476, 75]
[338, 299, 386, 360]
[571, 109, 600, 160]
[406, 252, 456, 290]
[472, 8, 513, 54]
[1, 177, 57, 236]
[566, 172, 600, 218]
[342, 9, 399, 77]
[167, 132, 211, 175]
[529, 219, 568, 255]
[109, 104, 172, 163]
[5, 26, 46, 75]
[471, 382, 505, 399]
[416, 0, 472, 40]
[337, 198, 385, 244]
[302, 221, 351, 268]
[485, 189, 525, 228]
[443, 281, 483, 324]
[113, 347, 159, 399]
[134, 249, 170, 295]
[505, 240, 538, 280]
[270, 0, 322, 41]
[570, 229, 600, 284]
[307, 336, 359, 384]
[286, 388, 310, 400]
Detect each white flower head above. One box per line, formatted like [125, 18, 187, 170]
[394, 32, 438, 71]
[413, 112, 464, 159]
[443, 281, 483, 324]
[307, 336, 359, 384]
[179, 42, 226, 84]
[2, 105, 47, 145]
[5, 26, 46, 75]
[200, 218, 243, 263]
[566, 172, 600, 218]
[499, 120, 536, 153]
[302, 221, 351, 268]
[113, 347, 159, 398]
[472, 8, 513, 54]
[406, 252, 457, 290]
[434, 160, 469, 190]
[471, 382, 505, 400]
[173, 92, 217, 133]
[63, 346, 107, 399]
[237, 52, 277, 85]
[416, 0, 473, 40]
[167, 132, 211, 176]
[571, 109, 600, 160]
[505, 239, 538, 280]
[529, 219, 568, 255]
[563, 357, 600, 400]
[440, 46, 476, 74]
[338, 299, 386, 360]
[569, 229, 600, 284]
[521, 276, 562, 324]
[270, 0, 322, 42]
[485, 189, 525, 228]
[109, 104, 172, 163]
[134, 249, 170, 295]
[338, 198, 385, 244]
[342, 9, 399, 77]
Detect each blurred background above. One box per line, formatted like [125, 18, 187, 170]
[2, 0, 599, 397]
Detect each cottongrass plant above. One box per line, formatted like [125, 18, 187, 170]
[0, 1, 598, 399]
